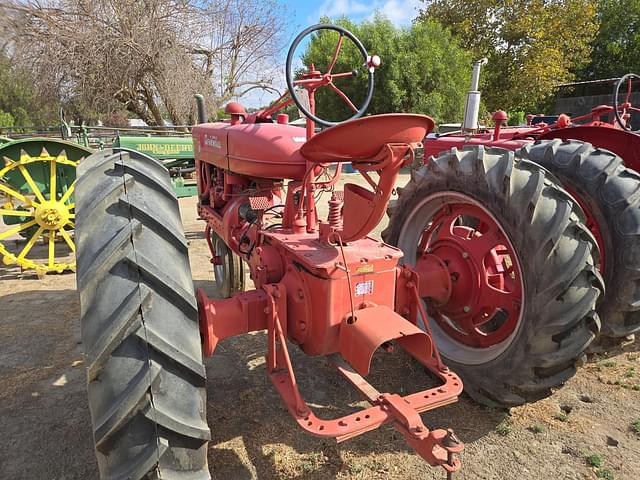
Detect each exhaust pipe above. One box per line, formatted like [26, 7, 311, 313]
[194, 94, 206, 124]
[462, 58, 488, 133]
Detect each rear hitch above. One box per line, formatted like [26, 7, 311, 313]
[197, 272, 465, 476]
[269, 344, 464, 475]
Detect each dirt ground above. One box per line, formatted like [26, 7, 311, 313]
[1, 172, 640, 480]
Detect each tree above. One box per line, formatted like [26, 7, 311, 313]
[300, 15, 471, 124]
[2, 0, 287, 125]
[0, 52, 57, 126]
[0, 110, 14, 128]
[418, 0, 599, 113]
[582, 0, 640, 78]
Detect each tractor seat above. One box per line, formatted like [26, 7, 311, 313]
[301, 113, 434, 163]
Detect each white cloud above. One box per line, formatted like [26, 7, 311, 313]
[317, 0, 371, 18]
[312, 0, 423, 26]
[376, 0, 422, 26]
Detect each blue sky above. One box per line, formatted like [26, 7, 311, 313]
[242, 0, 423, 107]
[284, 0, 423, 39]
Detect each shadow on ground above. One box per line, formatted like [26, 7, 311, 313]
[201, 308, 504, 479]
[5, 279, 630, 479]
[0, 288, 97, 479]
[0, 263, 42, 281]
[186, 229, 206, 241]
[586, 335, 640, 361]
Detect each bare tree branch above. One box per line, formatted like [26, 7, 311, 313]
[1, 0, 288, 124]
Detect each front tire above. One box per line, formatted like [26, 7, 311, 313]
[75, 150, 210, 479]
[383, 145, 603, 406]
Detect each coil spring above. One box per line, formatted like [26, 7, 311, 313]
[328, 193, 343, 229]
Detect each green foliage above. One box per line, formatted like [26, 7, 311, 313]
[586, 453, 604, 468]
[0, 52, 57, 126]
[301, 15, 471, 124]
[215, 108, 230, 120]
[508, 111, 526, 126]
[0, 110, 14, 127]
[596, 469, 614, 480]
[495, 416, 512, 436]
[583, 0, 640, 78]
[529, 424, 545, 433]
[633, 419, 640, 434]
[554, 412, 568, 422]
[419, 0, 598, 113]
[599, 359, 616, 368]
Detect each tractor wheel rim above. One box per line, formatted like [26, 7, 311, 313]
[564, 185, 605, 272]
[0, 148, 79, 274]
[397, 192, 524, 365]
[212, 234, 227, 289]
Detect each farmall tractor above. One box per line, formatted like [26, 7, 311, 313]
[73, 25, 602, 479]
[406, 64, 640, 361]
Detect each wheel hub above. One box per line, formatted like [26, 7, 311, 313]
[35, 200, 70, 230]
[425, 228, 486, 317]
[416, 203, 523, 349]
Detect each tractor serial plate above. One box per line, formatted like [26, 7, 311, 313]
[355, 280, 374, 296]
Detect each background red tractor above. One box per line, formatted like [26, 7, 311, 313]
[73, 25, 602, 479]
[392, 67, 640, 370]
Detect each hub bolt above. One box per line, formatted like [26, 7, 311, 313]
[463, 306, 471, 313]
[462, 252, 469, 259]
[42, 208, 62, 227]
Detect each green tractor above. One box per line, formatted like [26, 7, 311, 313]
[112, 135, 197, 197]
[0, 138, 91, 275]
[0, 124, 198, 275]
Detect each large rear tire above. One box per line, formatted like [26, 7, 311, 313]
[521, 139, 640, 341]
[382, 145, 603, 407]
[75, 150, 210, 479]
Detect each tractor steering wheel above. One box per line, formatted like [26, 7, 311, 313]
[613, 73, 640, 130]
[285, 24, 377, 127]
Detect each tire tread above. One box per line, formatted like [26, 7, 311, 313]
[382, 143, 603, 406]
[522, 139, 640, 339]
[76, 149, 210, 479]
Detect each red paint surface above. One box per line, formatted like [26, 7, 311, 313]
[194, 122, 307, 180]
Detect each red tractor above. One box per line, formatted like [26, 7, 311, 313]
[394, 67, 640, 374]
[73, 26, 602, 479]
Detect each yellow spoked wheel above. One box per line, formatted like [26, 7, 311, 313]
[0, 147, 81, 275]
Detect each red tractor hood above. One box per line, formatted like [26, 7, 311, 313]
[193, 122, 308, 180]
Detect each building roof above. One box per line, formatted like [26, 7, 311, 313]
[557, 77, 621, 88]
